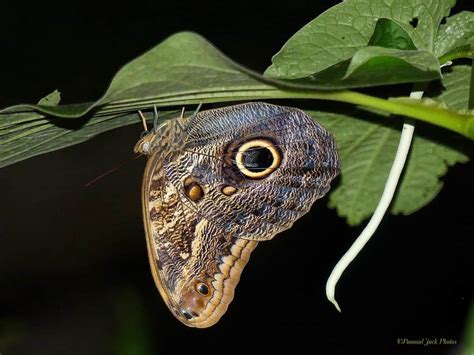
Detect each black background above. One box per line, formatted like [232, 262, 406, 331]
[1, 1, 473, 354]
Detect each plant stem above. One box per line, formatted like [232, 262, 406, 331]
[4, 87, 473, 139]
[438, 44, 474, 65]
[325, 89, 421, 312]
[319, 90, 472, 138]
[97, 88, 473, 139]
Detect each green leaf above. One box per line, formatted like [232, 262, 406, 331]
[435, 66, 473, 110]
[391, 66, 471, 214]
[314, 66, 470, 225]
[1, 32, 278, 118]
[0, 109, 178, 168]
[390, 133, 468, 215]
[280, 17, 441, 89]
[435, 11, 474, 57]
[37, 90, 61, 106]
[0, 31, 281, 167]
[314, 112, 468, 225]
[265, 0, 455, 79]
[315, 111, 401, 225]
[286, 46, 441, 89]
[368, 18, 417, 50]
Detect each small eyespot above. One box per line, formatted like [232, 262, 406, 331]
[221, 185, 237, 196]
[188, 185, 203, 201]
[182, 310, 194, 320]
[234, 139, 281, 179]
[195, 282, 210, 296]
[183, 177, 204, 202]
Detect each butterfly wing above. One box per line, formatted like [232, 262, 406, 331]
[142, 146, 258, 328]
[140, 102, 339, 328]
[182, 102, 340, 241]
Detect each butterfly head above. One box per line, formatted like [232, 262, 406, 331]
[134, 118, 188, 157]
[135, 106, 196, 156]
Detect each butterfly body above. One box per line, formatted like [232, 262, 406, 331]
[135, 102, 339, 327]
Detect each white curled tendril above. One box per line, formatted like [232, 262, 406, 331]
[325, 88, 425, 312]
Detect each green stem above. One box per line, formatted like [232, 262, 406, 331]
[325, 90, 472, 137]
[438, 43, 474, 65]
[4, 87, 473, 139]
[439, 50, 474, 64]
[99, 88, 473, 139]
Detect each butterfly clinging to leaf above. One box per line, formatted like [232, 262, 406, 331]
[134, 102, 340, 328]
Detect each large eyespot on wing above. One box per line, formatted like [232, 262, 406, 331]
[233, 138, 282, 179]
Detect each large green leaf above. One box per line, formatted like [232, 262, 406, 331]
[315, 111, 401, 225]
[0, 103, 179, 168]
[1, 29, 440, 120]
[391, 133, 469, 215]
[285, 18, 442, 89]
[435, 11, 474, 57]
[312, 66, 470, 225]
[287, 46, 441, 89]
[0, 32, 281, 168]
[265, 0, 455, 79]
[0, 32, 278, 118]
[391, 65, 471, 214]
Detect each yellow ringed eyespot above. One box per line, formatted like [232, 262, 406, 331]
[234, 139, 281, 179]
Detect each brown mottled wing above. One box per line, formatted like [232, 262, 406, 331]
[141, 148, 257, 328]
[140, 102, 339, 328]
[141, 151, 174, 312]
[181, 102, 340, 241]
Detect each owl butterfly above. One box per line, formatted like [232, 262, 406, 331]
[134, 102, 340, 328]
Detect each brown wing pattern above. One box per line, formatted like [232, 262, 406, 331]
[142, 149, 258, 328]
[137, 102, 339, 327]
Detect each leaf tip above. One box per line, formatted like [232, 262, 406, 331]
[37, 89, 61, 106]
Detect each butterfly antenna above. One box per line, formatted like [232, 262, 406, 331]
[139, 110, 152, 139]
[84, 154, 143, 188]
[176, 107, 187, 131]
[138, 110, 148, 132]
[176, 103, 202, 131]
[191, 102, 203, 118]
[153, 105, 160, 131]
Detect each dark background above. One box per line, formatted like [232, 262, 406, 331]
[1, 1, 472, 354]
